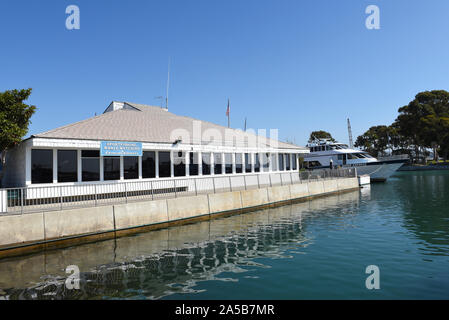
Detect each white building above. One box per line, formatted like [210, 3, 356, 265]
[2, 101, 308, 188]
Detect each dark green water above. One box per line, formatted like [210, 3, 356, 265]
[0, 171, 448, 299]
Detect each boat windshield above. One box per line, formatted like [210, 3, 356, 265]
[347, 153, 373, 159]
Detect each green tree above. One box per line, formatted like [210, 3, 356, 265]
[308, 130, 335, 143]
[393, 90, 449, 162]
[388, 123, 412, 156]
[0, 89, 36, 186]
[354, 125, 395, 157]
[440, 130, 449, 161]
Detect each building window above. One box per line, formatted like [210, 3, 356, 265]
[158, 151, 171, 178]
[214, 153, 222, 175]
[225, 153, 233, 174]
[235, 153, 243, 174]
[285, 154, 291, 171]
[142, 151, 156, 178]
[254, 153, 260, 172]
[292, 154, 297, 170]
[57, 150, 77, 183]
[271, 154, 278, 171]
[104, 157, 120, 181]
[189, 152, 199, 176]
[82, 150, 100, 182]
[279, 154, 284, 171]
[262, 153, 269, 172]
[202, 153, 211, 175]
[31, 149, 53, 184]
[174, 151, 186, 177]
[245, 153, 252, 173]
[124, 156, 138, 179]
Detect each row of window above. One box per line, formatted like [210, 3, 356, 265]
[309, 144, 350, 152]
[31, 149, 299, 184]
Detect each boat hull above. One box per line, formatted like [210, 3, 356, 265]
[345, 161, 405, 182]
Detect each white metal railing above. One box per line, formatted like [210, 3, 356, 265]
[0, 168, 357, 215]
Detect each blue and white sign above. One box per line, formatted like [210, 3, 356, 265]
[100, 141, 143, 157]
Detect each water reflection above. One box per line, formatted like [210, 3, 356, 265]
[359, 185, 371, 201]
[0, 191, 359, 300]
[394, 171, 449, 253]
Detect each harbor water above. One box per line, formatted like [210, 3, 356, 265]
[0, 171, 448, 299]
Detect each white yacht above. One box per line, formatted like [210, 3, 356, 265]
[303, 139, 407, 182]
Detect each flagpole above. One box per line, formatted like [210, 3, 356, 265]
[227, 98, 230, 128]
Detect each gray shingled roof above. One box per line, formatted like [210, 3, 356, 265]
[34, 102, 306, 150]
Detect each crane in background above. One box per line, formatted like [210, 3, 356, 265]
[347, 118, 354, 149]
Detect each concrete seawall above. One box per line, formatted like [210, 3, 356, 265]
[0, 177, 359, 258]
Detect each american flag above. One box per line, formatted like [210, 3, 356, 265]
[226, 99, 230, 117]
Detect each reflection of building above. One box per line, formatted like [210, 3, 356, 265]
[0, 190, 360, 300]
[2, 102, 308, 188]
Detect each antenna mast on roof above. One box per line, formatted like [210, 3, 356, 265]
[155, 96, 163, 108]
[165, 58, 170, 110]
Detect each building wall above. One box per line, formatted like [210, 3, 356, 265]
[26, 138, 304, 187]
[0, 137, 307, 189]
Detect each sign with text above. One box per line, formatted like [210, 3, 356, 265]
[100, 141, 142, 157]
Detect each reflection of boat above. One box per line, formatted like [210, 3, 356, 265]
[304, 139, 407, 182]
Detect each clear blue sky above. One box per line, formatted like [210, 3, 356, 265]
[1, 0, 449, 146]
